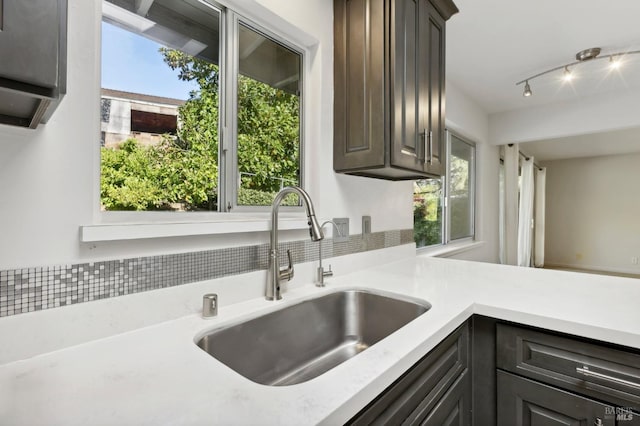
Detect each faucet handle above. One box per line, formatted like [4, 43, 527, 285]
[279, 249, 294, 281]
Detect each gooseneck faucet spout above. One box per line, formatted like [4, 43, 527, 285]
[267, 186, 324, 300]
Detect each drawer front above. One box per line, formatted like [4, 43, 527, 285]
[497, 370, 616, 426]
[496, 323, 640, 410]
[349, 322, 469, 425]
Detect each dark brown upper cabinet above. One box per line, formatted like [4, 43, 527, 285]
[334, 0, 458, 180]
[0, 0, 67, 129]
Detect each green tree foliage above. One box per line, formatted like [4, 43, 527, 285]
[100, 47, 300, 211]
[237, 75, 300, 195]
[413, 179, 443, 247]
[101, 139, 166, 210]
[412, 153, 472, 246]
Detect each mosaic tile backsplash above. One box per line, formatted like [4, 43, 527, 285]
[0, 229, 414, 318]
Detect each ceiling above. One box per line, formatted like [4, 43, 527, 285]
[445, 0, 640, 160]
[446, 0, 640, 115]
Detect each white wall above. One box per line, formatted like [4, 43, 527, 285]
[0, 0, 414, 271]
[0, 0, 100, 271]
[489, 87, 640, 145]
[445, 82, 500, 263]
[544, 153, 640, 274]
[0, 0, 500, 271]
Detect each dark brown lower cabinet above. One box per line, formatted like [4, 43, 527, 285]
[348, 317, 640, 425]
[348, 322, 471, 425]
[497, 370, 615, 425]
[496, 322, 640, 426]
[421, 371, 471, 425]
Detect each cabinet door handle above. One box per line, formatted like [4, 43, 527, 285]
[576, 365, 640, 390]
[420, 129, 427, 162]
[426, 130, 433, 165]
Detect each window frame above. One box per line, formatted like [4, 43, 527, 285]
[97, 0, 307, 222]
[226, 12, 306, 213]
[415, 129, 477, 252]
[444, 130, 476, 244]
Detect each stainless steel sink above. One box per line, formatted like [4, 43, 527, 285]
[195, 289, 431, 386]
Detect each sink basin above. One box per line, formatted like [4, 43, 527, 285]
[195, 289, 431, 386]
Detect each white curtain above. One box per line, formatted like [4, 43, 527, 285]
[517, 157, 535, 266]
[534, 167, 547, 267]
[501, 144, 520, 265]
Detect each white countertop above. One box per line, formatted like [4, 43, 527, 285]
[1, 254, 639, 425]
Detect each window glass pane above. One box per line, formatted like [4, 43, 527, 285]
[449, 134, 474, 240]
[236, 23, 301, 206]
[100, 0, 220, 211]
[414, 178, 443, 247]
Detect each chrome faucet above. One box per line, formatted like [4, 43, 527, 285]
[316, 220, 343, 287]
[267, 186, 324, 300]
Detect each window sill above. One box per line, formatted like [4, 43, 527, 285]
[416, 240, 485, 258]
[80, 216, 308, 242]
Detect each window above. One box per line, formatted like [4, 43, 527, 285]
[99, 0, 303, 212]
[414, 131, 476, 248]
[235, 22, 302, 207]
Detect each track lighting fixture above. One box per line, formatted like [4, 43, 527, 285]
[516, 47, 640, 97]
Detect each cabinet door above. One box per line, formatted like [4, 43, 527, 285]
[333, 0, 386, 171]
[348, 322, 469, 425]
[0, 0, 61, 88]
[497, 370, 616, 426]
[414, 371, 471, 425]
[390, 0, 425, 173]
[424, 0, 446, 176]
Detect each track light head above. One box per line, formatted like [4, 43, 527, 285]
[523, 81, 532, 97]
[563, 66, 573, 81]
[609, 55, 622, 69]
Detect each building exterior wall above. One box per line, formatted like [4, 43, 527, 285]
[101, 92, 183, 148]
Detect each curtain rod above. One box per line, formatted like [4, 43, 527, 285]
[506, 144, 543, 170]
[518, 151, 543, 170]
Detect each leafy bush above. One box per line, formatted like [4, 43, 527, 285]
[101, 138, 218, 211]
[237, 188, 298, 207]
[101, 139, 167, 210]
[413, 204, 442, 247]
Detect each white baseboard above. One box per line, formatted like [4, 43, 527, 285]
[544, 262, 640, 276]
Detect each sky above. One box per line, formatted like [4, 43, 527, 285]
[101, 22, 198, 100]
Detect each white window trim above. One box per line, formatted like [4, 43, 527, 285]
[417, 240, 484, 258]
[81, 215, 310, 242]
[90, 0, 320, 241]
